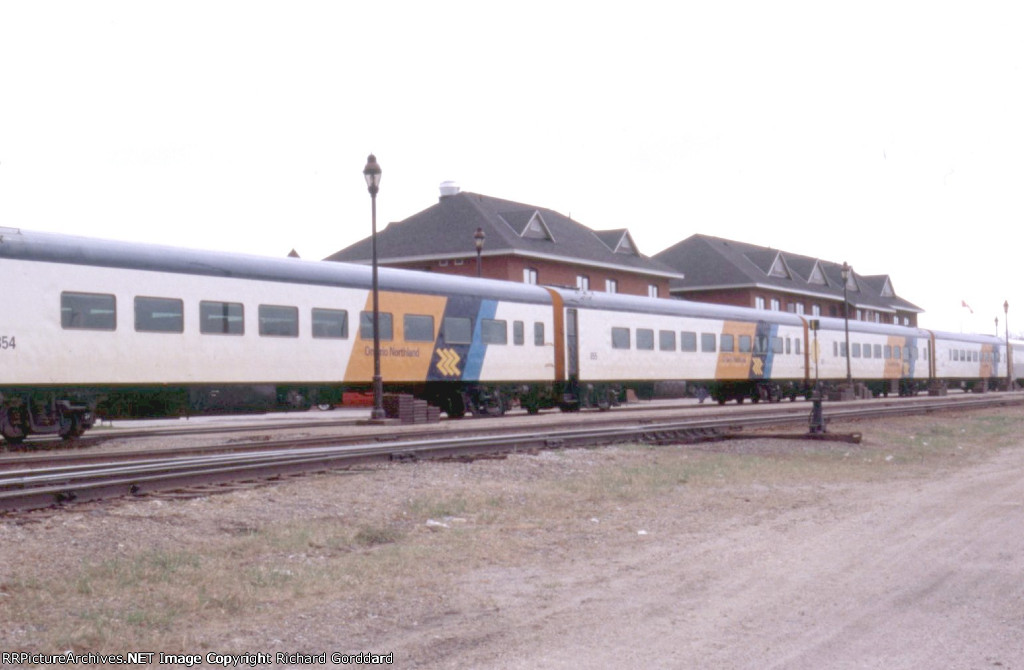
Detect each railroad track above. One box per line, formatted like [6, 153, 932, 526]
[1, 393, 1021, 514]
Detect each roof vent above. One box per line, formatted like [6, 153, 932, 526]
[439, 180, 461, 198]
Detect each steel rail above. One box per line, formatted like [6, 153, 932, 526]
[1, 393, 1020, 513]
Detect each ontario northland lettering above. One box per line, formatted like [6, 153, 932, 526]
[1, 651, 394, 665]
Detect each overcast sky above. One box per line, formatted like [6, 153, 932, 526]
[2, 1, 1022, 335]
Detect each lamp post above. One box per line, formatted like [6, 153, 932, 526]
[474, 227, 485, 278]
[1005, 300, 1011, 390]
[363, 153, 384, 421]
[841, 262, 852, 389]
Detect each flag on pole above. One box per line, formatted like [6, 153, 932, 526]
[961, 300, 973, 314]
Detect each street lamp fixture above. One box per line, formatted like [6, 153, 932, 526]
[363, 153, 385, 420]
[474, 227, 485, 278]
[841, 261, 852, 389]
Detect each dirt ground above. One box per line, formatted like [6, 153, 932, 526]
[2, 407, 1024, 669]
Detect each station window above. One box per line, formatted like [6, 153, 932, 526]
[701, 333, 716, 353]
[62, 292, 116, 331]
[659, 330, 677, 351]
[523, 268, 538, 285]
[681, 331, 698, 352]
[636, 328, 655, 350]
[259, 304, 299, 337]
[135, 296, 183, 333]
[359, 311, 393, 340]
[534, 322, 545, 346]
[513, 320, 525, 346]
[200, 301, 244, 335]
[612, 327, 630, 349]
[482, 319, 508, 345]
[444, 317, 472, 344]
[721, 334, 734, 353]
[312, 308, 348, 339]
[404, 314, 435, 342]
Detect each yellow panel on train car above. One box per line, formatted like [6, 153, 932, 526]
[344, 292, 447, 383]
[884, 336, 906, 379]
[715, 321, 757, 380]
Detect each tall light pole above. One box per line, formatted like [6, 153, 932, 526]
[1005, 300, 1011, 390]
[474, 227, 485, 278]
[363, 154, 385, 420]
[841, 262, 852, 388]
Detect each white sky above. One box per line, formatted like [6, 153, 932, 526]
[2, 1, 1022, 335]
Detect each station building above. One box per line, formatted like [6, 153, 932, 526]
[325, 183, 683, 298]
[653, 234, 922, 327]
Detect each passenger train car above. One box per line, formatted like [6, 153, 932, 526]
[1, 228, 1020, 443]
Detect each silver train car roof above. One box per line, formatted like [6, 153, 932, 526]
[0, 227, 553, 305]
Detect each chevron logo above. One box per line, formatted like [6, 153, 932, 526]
[751, 356, 764, 377]
[436, 348, 462, 377]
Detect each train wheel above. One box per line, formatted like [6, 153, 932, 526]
[58, 412, 84, 440]
[1, 409, 27, 445]
[443, 392, 466, 419]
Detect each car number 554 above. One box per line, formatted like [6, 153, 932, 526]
[0, 336, 15, 350]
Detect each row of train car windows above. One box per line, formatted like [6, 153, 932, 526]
[610, 328, 803, 355]
[61, 292, 546, 346]
[834, 341, 929, 361]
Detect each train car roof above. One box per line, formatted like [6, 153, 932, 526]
[0, 227, 553, 304]
[554, 287, 809, 325]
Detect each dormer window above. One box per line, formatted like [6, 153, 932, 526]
[807, 261, 827, 285]
[768, 254, 791, 279]
[522, 212, 553, 240]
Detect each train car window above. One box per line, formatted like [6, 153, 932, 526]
[893, 345, 901, 360]
[444, 317, 472, 344]
[874, 344, 882, 359]
[513, 320, 525, 346]
[660, 330, 677, 351]
[200, 301, 244, 335]
[852, 343, 861, 358]
[738, 335, 752, 353]
[839, 342, 848, 357]
[612, 327, 631, 349]
[359, 311, 393, 340]
[681, 331, 697, 352]
[534, 322, 545, 346]
[785, 338, 791, 354]
[721, 334, 734, 353]
[312, 309, 348, 339]
[134, 296, 183, 333]
[885, 345, 892, 359]
[482, 319, 508, 345]
[701, 333, 716, 353]
[771, 337, 784, 354]
[862, 343, 872, 359]
[259, 305, 299, 337]
[636, 329, 655, 350]
[62, 292, 116, 330]
[794, 340, 801, 355]
[404, 314, 435, 342]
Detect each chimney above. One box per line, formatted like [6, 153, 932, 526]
[439, 180, 460, 199]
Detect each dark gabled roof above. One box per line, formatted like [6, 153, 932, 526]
[325, 191, 683, 280]
[654, 234, 922, 314]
